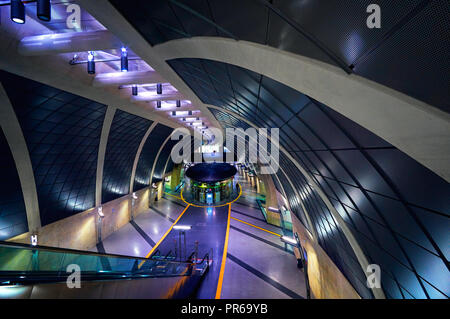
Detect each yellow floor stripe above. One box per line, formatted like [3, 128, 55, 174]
[215, 204, 231, 299]
[138, 204, 191, 268]
[164, 192, 182, 200]
[231, 217, 281, 237]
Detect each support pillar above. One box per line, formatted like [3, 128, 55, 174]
[170, 164, 182, 190]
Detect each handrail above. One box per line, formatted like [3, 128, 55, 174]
[0, 241, 193, 266]
[0, 240, 144, 261]
[164, 250, 173, 259]
[152, 249, 161, 258]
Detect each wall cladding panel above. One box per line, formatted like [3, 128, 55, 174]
[170, 58, 450, 299]
[1, 71, 106, 226]
[134, 124, 173, 191]
[102, 110, 152, 203]
[0, 129, 28, 240]
[152, 139, 179, 183]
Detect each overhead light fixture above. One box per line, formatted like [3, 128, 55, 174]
[156, 83, 162, 94]
[120, 47, 128, 72]
[132, 85, 138, 96]
[156, 101, 161, 109]
[87, 51, 95, 74]
[173, 225, 191, 230]
[11, 0, 25, 24]
[37, 0, 51, 22]
[176, 100, 181, 108]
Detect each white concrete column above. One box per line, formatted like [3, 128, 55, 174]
[0, 84, 41, 234]
[96, 106, 116, 206]
[149, 134, 172, 205]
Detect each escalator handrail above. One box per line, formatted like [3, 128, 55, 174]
[0, 268, 193, 286]
[0, 240, 192, 265]
[0, 240, 144, 261]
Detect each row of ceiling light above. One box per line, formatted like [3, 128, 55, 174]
[86, 48, 184, 110]
[9, 0, 209, 134]
[86, 48, 208, 130]
[10, 0, 50, 24]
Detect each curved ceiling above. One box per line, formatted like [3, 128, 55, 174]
[165, 58, 449, 299]
[109, 0, 450, 112]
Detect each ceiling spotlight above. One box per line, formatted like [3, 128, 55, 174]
[87, 51, 95, 74]
[156, 101, 161, 109]
[11, 0, 25, 24]
[37, 0, 51, 22]
[132, 85, 138, 96]
[156, 83, 162, 94]
[176, 100, 181, 108]
[120, 47, 128, 72]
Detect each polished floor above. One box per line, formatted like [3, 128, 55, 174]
[90, 170, 306, 299]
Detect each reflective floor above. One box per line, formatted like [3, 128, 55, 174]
[90, 171, 306, 299]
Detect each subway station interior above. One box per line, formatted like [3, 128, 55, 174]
[0, 0, 448, 301]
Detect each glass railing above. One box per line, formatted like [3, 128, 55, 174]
[256, 199, 268, 221]
[0, 241, 209, 286]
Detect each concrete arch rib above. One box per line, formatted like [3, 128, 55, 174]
[96, 106, 116, 207]
[130, 121, 158, 193]
[154, 37, 450, 183]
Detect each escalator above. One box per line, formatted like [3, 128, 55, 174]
[0, 241, 211, 299]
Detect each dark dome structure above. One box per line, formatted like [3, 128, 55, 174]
[185, 163, 237, 183]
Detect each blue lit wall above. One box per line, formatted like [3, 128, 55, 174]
[1, 71, 107, 226]
[0, 128, 28, 240]
[102, 110, 152, 203]
[152, 139, 179, 183]
[133, 124, 173, 191]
